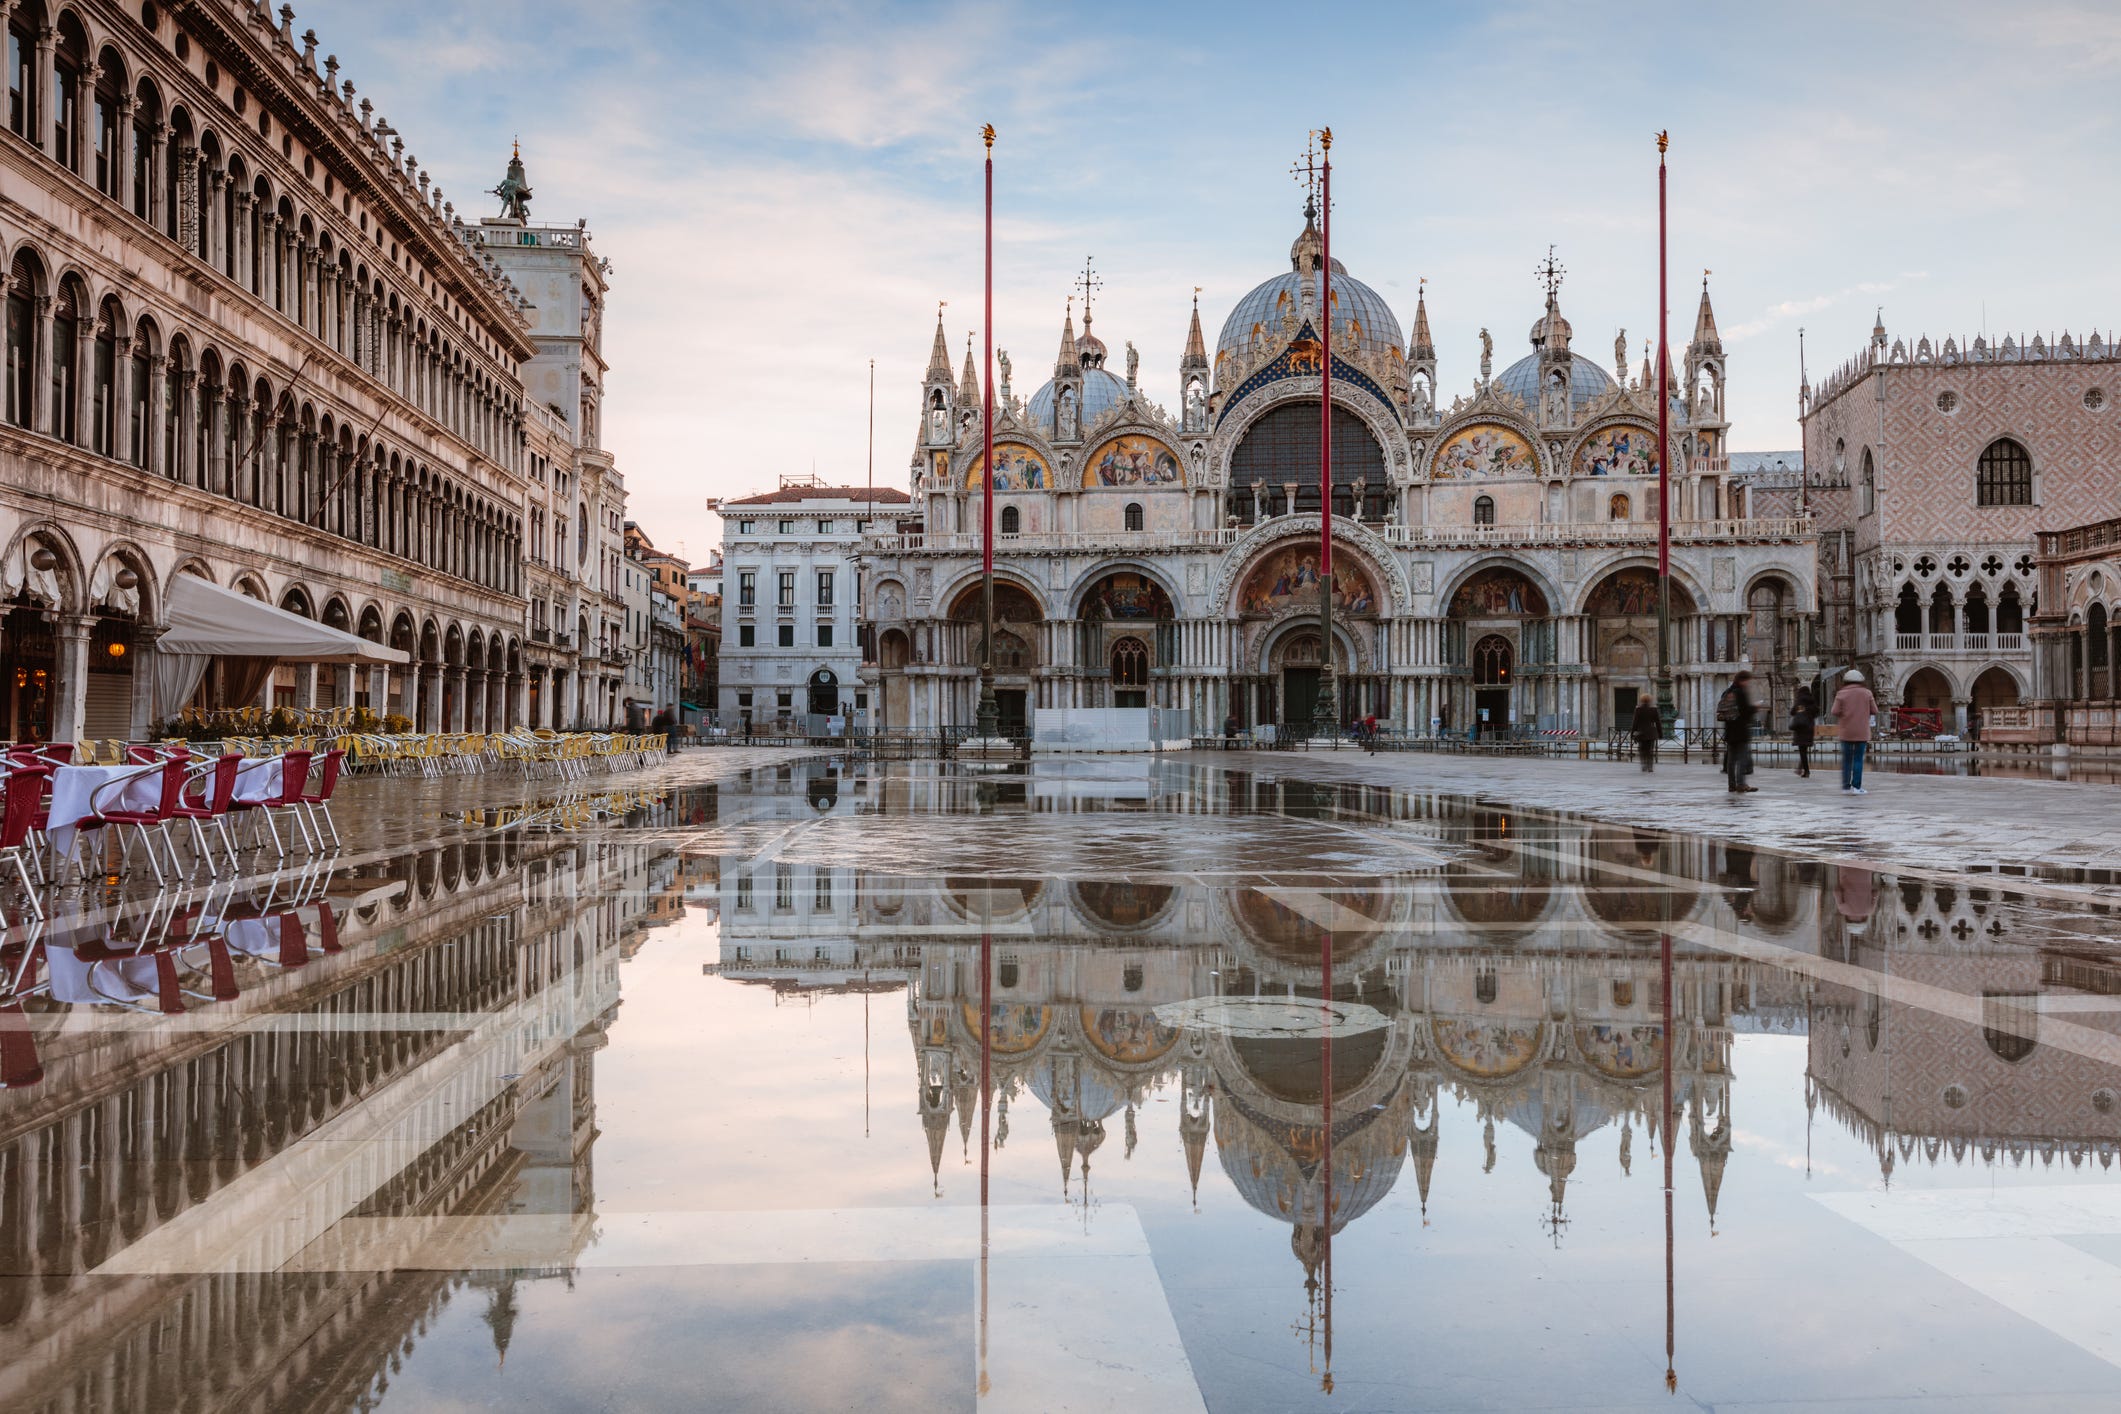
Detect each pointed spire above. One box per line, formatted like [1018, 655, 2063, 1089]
[926, 307, 952, 381]
[1872, 306, 1888, 350]
[1055, 300, 1081, 378]
[1409, 281, 1435, 362]
[1183, 289, 1207, 365]
[957, 333, 979, 410]
[1182, 1117, 1208, 1201]
[1054, 1115, 1079, 1193]
[1692, 272, 1722, 355]
[1409, 1110, 1439, 1223]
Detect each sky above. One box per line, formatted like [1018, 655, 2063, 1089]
[318, 0, 2121, 562]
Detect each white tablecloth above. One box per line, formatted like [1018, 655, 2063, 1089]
[46, 764, 167, 856]
[231, 757, 285, 804]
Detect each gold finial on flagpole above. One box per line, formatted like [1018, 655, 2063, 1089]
[981, 123, 995, 151]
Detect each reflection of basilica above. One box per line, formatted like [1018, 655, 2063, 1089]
[708, 762, 2121, 1282]
[0, 828, 678, 1413]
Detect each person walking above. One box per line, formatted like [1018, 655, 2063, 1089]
[1630, 694, 1662, 772]
[1831, 669, 1878, 793]
[1789, 687, 1818, 778]
[1361, 712, 1380, 754]
[1716, 671, 1758, 793]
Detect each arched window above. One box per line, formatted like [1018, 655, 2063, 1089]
[52, 15, 87, 173]
[90, 302, 116, 456]
[127, 325, 151, 466]
[999, 505, 1019, 535]
[1609, 492, 1630, 521]
[91, 55, 122, 197]
[1859, 448, 1875, 515]
[50, 278, 80, 443]
[2091, 603, 2110, 670]
[6, 10, 36, 141]
[5, 250, 38, 428]
[1124, 501, 1144, 532]
[1976, 437, 2032, 507]
[1473, 494, 1496, 526]
[1111, 636, 1149, 686]
[1473, 633, 1512, 685]
[131, 83, 160, 221]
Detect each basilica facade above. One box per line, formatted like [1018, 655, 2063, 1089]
[859, 215, 1816, 737]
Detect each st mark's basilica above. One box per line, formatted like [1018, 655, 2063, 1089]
[861, 208, 1818, 737]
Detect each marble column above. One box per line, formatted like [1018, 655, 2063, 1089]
[50, 613, 93, 747]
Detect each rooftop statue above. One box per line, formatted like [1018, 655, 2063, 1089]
[491, 141, 533, 222]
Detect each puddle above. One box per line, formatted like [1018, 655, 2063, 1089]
[1, 757, 2117, 1411]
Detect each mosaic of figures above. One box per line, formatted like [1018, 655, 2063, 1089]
[1576, 424, 1658, 477]
[1434, 422, 1537, 479]
[966, 444, 1051, 491]
[964, 1000, 1051, 1054]
[1237, 544, 1379, 618]
[1586, 568, 1661, 617]
[1083, 571, 1173, 620]
[1432, 1017, 1543, 1078]
[1450, 568, 1550, 618]
[1081, 1006, 1183, 1064]
[1084, 435, 1184, 489]
[1577, 1023, 1664, 1079]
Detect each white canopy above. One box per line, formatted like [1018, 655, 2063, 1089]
[150, 575, 410, 720]
[160, 575, 408, 665]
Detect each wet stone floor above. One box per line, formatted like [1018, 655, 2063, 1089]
[2, 750, 2119, 1412]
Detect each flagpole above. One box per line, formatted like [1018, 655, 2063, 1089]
[976, 124, 1000, 740]
[1310, 127, 1338, 738]
[1654, 130, 1676, 738]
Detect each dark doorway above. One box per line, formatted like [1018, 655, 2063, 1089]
[808, 669, 838, 717]
[1476, 687, 1511, 737]
[1613, 685, 1638, 728]
[996, 689, 1027, 734]
[1284, 667, 1321, 726]
[2, 607, 54, 741]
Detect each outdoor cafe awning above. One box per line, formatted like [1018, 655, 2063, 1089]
[159, 576, 409, 666]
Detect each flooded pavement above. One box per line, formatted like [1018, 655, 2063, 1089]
[2, 754, 2119, 1412]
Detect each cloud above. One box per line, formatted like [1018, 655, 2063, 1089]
[1724, 274, 1930, 344]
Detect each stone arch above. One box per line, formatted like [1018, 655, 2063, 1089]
[85, 538, 159, 626]
[1253, 613, 1374, 676]
[1214, 381, 1404, 499]
[1969, 663, 2026, 715]
[1439, 556, 1562, 620]
[6, 521, 88, 614]
[1571, 557, 1704, 618]
[939, 567, 1051, 622]
[1068, 559, 1182, 618]
[1210, 519, 1411, 617]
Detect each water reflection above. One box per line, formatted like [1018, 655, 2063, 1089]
[0, 758, 2115, 1409]
[0, 829, 674, 1412]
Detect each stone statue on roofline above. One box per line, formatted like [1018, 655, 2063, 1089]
[491, 140, 533, 222]
[1479, 328, 1493, 382]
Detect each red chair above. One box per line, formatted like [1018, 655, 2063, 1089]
[73, 934, 189, 1014]
[0, 763, 49, 918]
[171, 753, 244, 873]
[296, 748, 347, 849]
[79, 759, 189, 886]
[228, 751, 313, 858]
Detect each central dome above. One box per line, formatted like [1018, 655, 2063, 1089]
[1215, 222, 1404, 369]
[1493, 352, 1615, 415]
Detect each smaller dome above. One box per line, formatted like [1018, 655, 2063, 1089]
[1028, 367, 1131, 430]
[1494, 351, 1614, 415]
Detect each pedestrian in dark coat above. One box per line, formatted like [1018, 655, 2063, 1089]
[1789, 687, 1818, 778]
[1630, 695, 1662, 772]
[1717, 671, 1758, 793]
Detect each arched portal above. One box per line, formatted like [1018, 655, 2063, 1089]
[1583, 566, 1698, 734]
[1077, 570, 1173, 710]
[948, 578, 1042, 732]
[808, 667, 839, 718]
[1445, 567, 1551, 738]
